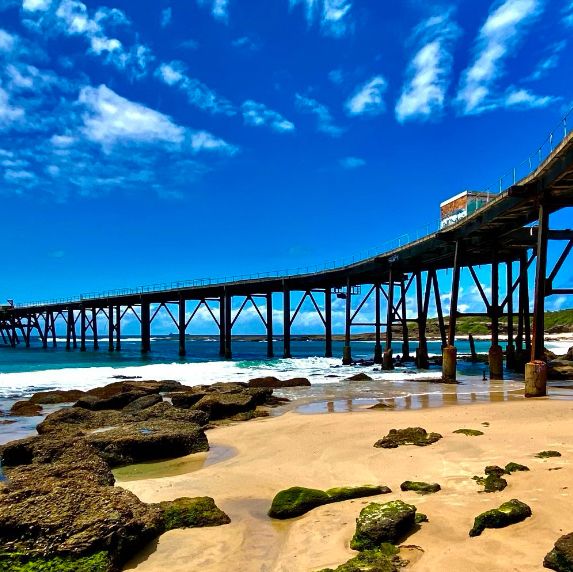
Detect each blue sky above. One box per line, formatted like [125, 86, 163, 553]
[0, 0, 572, 333]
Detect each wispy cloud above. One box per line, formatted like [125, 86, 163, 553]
[340, 156, 365, 169]
[328, 69, 344, 85]
[395, 10, 461, 123]
[345, 75, 387, 116]
[241, 100, 295, 133]
[156, 61, 236, 116]
[563, 2, 573, 27]
[526, 40, 567, 81]
[295, 93, 344, 136]
[455, 0, 545, 115]
[289, 0, 353, 37]
[197, 0, 229, 23]
[22, 0, 51, 11]
[0, 87, 24, 128]
[503, 87, 556, 109]
[161, 7, 172, 28]
[232, 36, 261, 51]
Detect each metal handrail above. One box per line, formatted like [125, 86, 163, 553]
[14, 106, 573, 309]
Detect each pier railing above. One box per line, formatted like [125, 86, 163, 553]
[15, 107, 573, 309]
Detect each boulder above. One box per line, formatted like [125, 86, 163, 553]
[472, 466, 508, 493]
[131, 402, 209, 426]
[170, 392, 209, 409]
[544, 532, 573, 571]
[75, 390, 149, 411]
[453, 428, 484, 436]
[567, 347, 573, 361]
[548, 361, 573, 380]
[86, 420, 208, 467]
[9, 401, 42, 417]
[29, 389, 86, 404]
[86, 380, 172, 399]
[346, 373, 373, 382]
[350, 500, 417, 550]
[268, 487, 331, 519]
[400, 481, 441, 495]
[191, 392, 258, 420]
[319, 545, 405, 572]
[325, 485, 391, 503]
[469, 499, 532, 537]
[536, 450, 562, 459]
[37, 406, 123, 435]
[122, 394, 163, 413]
[374, 427, 442, 449]
[247, 377, 311, 388]
[155, 497, 231, 531]
[505, 462, 530, 473]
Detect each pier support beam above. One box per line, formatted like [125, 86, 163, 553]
[92, 308, 99, 351]
[374, 283, 383, 364]
[266, 293, 274, 358]
[325, 288, 333, 358]
[443, 241, 461, 382]
[66, 308, 73, 350]
[224, 294, 233, 359]
[383, 271, 394, 370]
[415, 271, 429, 369]
[342, 277, 352, 365]
[115, 305, 121, 352]
[505, 261, 516, 369]
[283, 288, 291, 359]
[219, 296, 225, 357]
[108, 304, 114, 352]
[400, 278, 410, 360]
[80, 307, 86, 352]
[178, 294, 186, 357]
[489, 257, 503, 379]
[526, 202, 548, 397]
[141, 301, 151, 354]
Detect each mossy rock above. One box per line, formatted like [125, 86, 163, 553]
[473, 466, 508, 493]
[453, 429, 484, 437]
[0, 551, 111, 571]
[346, 373, 373, 382]
[317, 546, 403, 572]
[505, 462, 530, 474]
[326, 485, 391, 502]
[374, 427, 442, 449]
[544, 531, 573, 571]
[536, 451, 562, 459]
[156, 497, 231, 531]
[415, 513, 428, 524]
[268, 487, 331, 519]
[350, 500, 417, 550]
[400, 481, 441, 495]
[469, 499, 532, 537]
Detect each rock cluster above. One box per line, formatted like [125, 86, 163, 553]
[469, 499, 532, 537]
[374, 427, 443, 449]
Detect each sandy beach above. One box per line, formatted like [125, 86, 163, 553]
[117, 394, 573, 572]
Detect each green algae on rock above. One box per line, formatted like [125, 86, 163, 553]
[155, 497, 230, 531]
[453, 429, 484, 436]
[350, 500, 417, 550]
[472, 466, 508, 493]
[536, 451, 562, 459]
[469, 499, 532, 537]
[0, 551, 111, 572]
[269, 485, 390, 519]
[400, 481, 441, 495]
[317, 545, 403, 572]
[415, 513, 428, 524]
[373, 427, 442, 449]
[544, 531, 573, 571]
[505, 462, 530, 473]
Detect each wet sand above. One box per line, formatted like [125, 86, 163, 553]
[119, 389, 573, 572]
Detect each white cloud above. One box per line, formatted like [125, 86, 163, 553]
[241, 100, 295, 133]
[161, 7, 172, 28]
[527, 40, 566, 81]
[0, 87, 24, 128]
[190, 131, 238, 155]
[563, 2, 573, 27]
[156, 61, 235, 116]
[289, 0, 352, 37]
[197, 0, 229, 23]
[455, 0, 545, 115]
[0, 28, 16, 52]
[328, 69, 344, 85]
[22, 0, 51, 11]
[395, 11, 461, 123]
[503, 87, 556, 109]
[232, 36, 260, 51]
[295, 93, 343, 136]
[345, 75, 387, 116]
[340, 156, 365, 169]
[79, 85, 186, 149]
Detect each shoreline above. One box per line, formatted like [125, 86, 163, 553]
[118, 395, 573, 572]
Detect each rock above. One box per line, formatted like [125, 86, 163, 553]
[319, 545, 405, 572]
[473, 466, 508, 493]
[246, 387, 274, 405]
[122, 394, 163, 413]
[548, 361, 573, 380]
[268, 486, 331, 519]
[268, 485, 391, 519]
[536, 450, 562, 458]
[325, 485, 391, 503]
[346, 373, 373, 382]
[29, 389, 86, 404]
[0, 420, 16, 425]
[415, 513, 429, 524]
[86, 380, 172, 399]
[131, 402, 209, 426]
[453, 428, 484, 436]
[247, 376, 311, 388]
[469, 499, 532, 537]
[75, 390, 149, 411]
[37, 406, 123, 435]
[505, 462, 530, 473]
[567, 347, 573, 361]
[9, 401, 42, 417]
[86, 420, 208, 467]
[155, 497, 231, 531]
[350, 500, 417, 550]
[191, 392, 258, 420]
[0, 462, 163, 570]
[400, 481, 441, 495]
[374, 427, 443, 449]
[545, 348, 558, 361]
[544, 532, 573, 571]
[170, 392, 208, 409]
